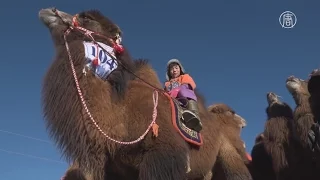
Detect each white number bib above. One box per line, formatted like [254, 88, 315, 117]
[83, 41, 118, 79]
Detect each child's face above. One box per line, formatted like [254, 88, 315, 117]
[170, 64, 181, 78]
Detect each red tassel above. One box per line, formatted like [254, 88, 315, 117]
[92, 58, 99, 66]
[114, 44, 124, 54]
[152, 123, 159, 137]
[72, 15, 79, 27]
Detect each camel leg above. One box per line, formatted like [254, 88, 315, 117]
[203, 171, 213, 180]
[138, 144, 189, 180]
[217, 141, 252, 180]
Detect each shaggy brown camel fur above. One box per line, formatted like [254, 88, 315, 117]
[208, 104, 250, 180]
[62, 103, 250, 180]
[308, 69, 320, 148]
[61, 161, 92, 180]
[307, 69, 320, 171]
[263, 92, 294, 180]
[208, 104, 248, 162]
[286, 76, 315, 149]
[39, 8, 252, 180]
[286, 75, 317, 179]
[249, 133, 275, 180]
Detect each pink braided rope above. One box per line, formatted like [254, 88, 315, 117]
[63, 29, 159, 145]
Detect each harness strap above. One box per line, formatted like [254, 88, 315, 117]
[311, 123, 320, 152]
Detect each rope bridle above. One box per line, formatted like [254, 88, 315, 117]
[53, 8, 165, 145]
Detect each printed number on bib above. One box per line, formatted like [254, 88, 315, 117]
[83, 41, 118, 79]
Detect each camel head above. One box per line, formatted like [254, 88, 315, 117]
[208, 104, 247, 129]
[286, 75, 309, 105]
[266, 92, 293, 119]
[39, 8, 74, 46]
[286, 75, 309, 96]
[39, 8, 122, 47]
[39, 8, 73, 29]
[308, 69, 320, 95]
[266, 92, 282, 106]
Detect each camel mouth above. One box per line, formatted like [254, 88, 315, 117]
[286, 75, 302, 93]
[39, 7, 73, 28]
[234, 114, 247, 128]
[267, 92, 280, 105]
[286, 75, 300, 83]
[308, 69, 320, 94]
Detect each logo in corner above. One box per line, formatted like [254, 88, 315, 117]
[279, 11, 297, 28]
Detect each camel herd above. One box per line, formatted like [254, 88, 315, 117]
[38, 7, 320, 180]
[248, 72, 320, 180]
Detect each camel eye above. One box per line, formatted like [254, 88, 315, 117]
[83, 16, 91, 21]
[79, 13, 93, 21]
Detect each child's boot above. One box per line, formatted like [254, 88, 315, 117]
[182, 99, 203, 132]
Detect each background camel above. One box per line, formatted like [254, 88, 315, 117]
[208, 104, 251, 180]
[39, 8, 251, 180]
[286, 76, 314, 149]
[207, 104, 248, 162]
[307, 69, 320, 173]
[308, 69, 320, 147]
[285, 75, 317, 179]
[263, 92, 294, 180]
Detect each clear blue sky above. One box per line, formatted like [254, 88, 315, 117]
[1, 0, 319, 179]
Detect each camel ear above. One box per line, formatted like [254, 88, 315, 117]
[255, 133, 264, 143]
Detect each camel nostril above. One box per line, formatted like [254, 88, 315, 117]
[267, 92, 274, 98]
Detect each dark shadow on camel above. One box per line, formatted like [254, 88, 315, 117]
[249, 133, 275, 180]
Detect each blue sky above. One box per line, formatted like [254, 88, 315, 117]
[1, 0, 319, 179]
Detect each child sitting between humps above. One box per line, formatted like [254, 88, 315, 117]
[164, 59, 202, 132]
